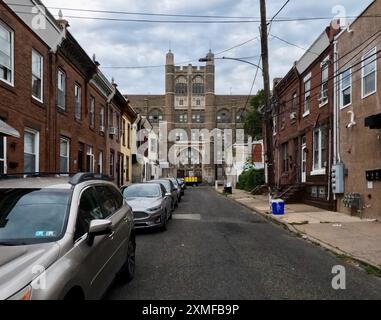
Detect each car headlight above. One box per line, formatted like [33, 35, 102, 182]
[8, 285, 32, 300]
[147, 206, 162, 212]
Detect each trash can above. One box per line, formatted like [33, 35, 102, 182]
[271, 199, 285, 215]
[224, 182, 232, 194]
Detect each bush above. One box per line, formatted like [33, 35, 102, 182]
[237, 168, 265, 191]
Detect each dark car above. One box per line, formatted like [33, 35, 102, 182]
[169, 178, 182, 202]
[147, 179, 178, 211]
[176, 178, 186, 196]
[121, 183, 172, 230]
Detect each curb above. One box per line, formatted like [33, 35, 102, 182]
[213, 188, 381, 273]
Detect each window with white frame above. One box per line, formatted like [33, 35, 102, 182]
[74, 84, 82, 120]
[89, 96, 95, 128]
[362, 47, 377, 98]
[32, 50, 43, 101]
[340, 68, 351, 108]
[97, 151, 103, 174]
[24, 129, 39, 173]
[57, 69, 66, 109]
[0, 22, 13, 84]
[313, 127, 327, 172]
[86, 146, 94, 173]
[303, 74, 311, 116]
[100, 106, 105, 132]
[60, 137, 70, 173]
[0, 135, 6, 174]
[319, 58, 329, 105]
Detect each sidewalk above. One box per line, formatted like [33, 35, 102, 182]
[216, 187, 381, 270]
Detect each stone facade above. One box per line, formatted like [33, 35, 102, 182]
[127, 51, 251, 184]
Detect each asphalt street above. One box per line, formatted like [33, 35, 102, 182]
[105, 187, 381, 300]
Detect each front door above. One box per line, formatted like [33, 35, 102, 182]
[301, 143, 307, 183]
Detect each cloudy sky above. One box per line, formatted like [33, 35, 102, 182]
[40, 0, 373, 95]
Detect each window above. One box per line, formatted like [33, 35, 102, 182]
[0, 22, 13, 84]
[109, 151, 114, 176]
[176, 113, 187, 123]
[122, 119, 126, 146]
[313, 127, 327, 172]
[303, 75, 311, 116]
[311, 186, 318, 198]
[148, 109, 163, 123]
[340, 68, 351, 108]
[74, 84, 82, 120]
[0, 136, 6, 174]
[362, 47, 377, 98]
[217, 109, 231, 123]
[86, 146, 94, 173]
[319, 58, 329, 105]
[60, 137, 70, 173]
[192, 113, 204, 123]
[179, 99, 184, 106]
[192, 83, 204, 95]
[282, 143, 289, 173]
[319, 186, 326, 199]
[175, 77, 187, 95]
[109, 108, 114, 128]
[57, 69, 66, 109]
[24, 129, 39, 173]
[97, 151, 103, 174]
[100, 106, 105, 132]
[196, 99, 201, 106]
[32, 50, 43, 101]
[127, 123, 131, 148]
[116, 114, 120, 139]
[89, 96, 95, 128]
[74, 187, 103, 241]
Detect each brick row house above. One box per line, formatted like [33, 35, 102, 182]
[335, 0, 381, 220]
[0, 0, 136, 185]
[272, 24, 339, 210]
[270, 0, 381, 220]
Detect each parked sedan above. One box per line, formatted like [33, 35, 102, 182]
[147, 179, 178, 211]
[121, 183, 172, 230]
[0, 173, 135, 300]
[169, 177, 182, 202]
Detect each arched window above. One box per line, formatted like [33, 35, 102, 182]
[175, 76, 187, 95]
[192, 76, 204, 95]
[148, 109, 163, 123]
[236, 109, 246, 123]
[217, 109, 231, 123]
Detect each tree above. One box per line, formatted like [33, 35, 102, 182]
[244, 89, 265, 140]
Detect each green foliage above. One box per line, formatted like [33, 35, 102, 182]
[236, 167, 265, 191]
[244, 89, 265, 140]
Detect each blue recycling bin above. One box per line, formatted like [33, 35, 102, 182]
[271, 199, 285, 215]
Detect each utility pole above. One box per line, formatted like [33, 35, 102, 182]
[259, 0, 274, 188]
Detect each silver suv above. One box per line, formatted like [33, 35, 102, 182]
[0, 173, 135, 300]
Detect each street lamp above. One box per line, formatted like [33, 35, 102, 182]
[199, 56, 263, 72]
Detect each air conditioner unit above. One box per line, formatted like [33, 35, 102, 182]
[109, 127, 118, 135]
[290, 112, 297, 121]
[100, 125, 105, 132]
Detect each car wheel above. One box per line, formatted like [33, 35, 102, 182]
[118, 236, 136, 283]
[161, 211, 167, 231]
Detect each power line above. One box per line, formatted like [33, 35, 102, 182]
[270, 34, 320, 56]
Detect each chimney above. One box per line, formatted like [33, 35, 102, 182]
[273, 77, 282, 88]
[92, 54, 100, 67]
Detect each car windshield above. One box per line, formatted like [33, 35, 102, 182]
[152, 181, 170, 192]
[123, 184, 161, 198]
[0, 189, 71, 245]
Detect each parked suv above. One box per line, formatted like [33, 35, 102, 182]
[0, 173, 135, 300]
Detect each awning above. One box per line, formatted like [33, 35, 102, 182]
[365, 113, 381, 129]
[0, 119, 20, 138]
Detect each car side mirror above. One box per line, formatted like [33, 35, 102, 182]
[87, 219, 112, 246]
[165, 192, 171, 197]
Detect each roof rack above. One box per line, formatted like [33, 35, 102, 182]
[69, 173, 113, 185]
[0, 172, 74, 180]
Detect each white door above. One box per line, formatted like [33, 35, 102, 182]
[301, 143, 307, 183]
